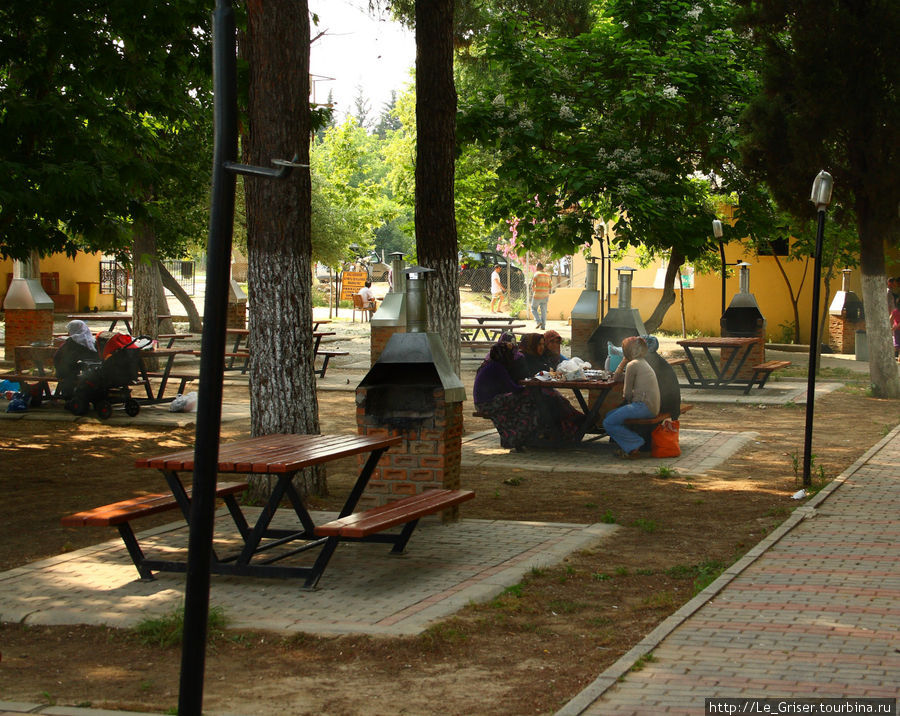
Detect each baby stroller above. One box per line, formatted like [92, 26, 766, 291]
[66, 335, 146, 419]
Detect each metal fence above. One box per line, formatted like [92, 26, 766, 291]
[99, 259, 196, 310]
[99, 260, 129, 309]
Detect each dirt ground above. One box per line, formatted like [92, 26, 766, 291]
[0, 376, 897, 715]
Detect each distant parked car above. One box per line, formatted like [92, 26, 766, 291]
[365, 253, 391, 282]
[458, 250, 525, 293]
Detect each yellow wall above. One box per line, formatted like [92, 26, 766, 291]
[1, 252, 115, 311]
[568, 240, 859, 343]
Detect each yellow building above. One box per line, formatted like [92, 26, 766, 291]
[546, 239, 863, 345]
[1, 252, 116, 312]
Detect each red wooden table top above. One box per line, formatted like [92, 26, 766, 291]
[135, 433, 403, 474]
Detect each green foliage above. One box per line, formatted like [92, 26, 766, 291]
[632, 518, 658, 533]
[736, 0, 900, 245]
[134, 606, 227, 648]
[666, 560, 726, 594]
[456, 0, 757, 262]
[382, 83, 502, 247]
[0, 0, 213, 260]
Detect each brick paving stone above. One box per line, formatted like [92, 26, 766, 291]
[559, 426, 900, 716]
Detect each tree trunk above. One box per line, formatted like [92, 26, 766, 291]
[244, 0, 323, 498]
[159, 263, 203, 332]
[858, 217, 900, 398]
[132, 222, 160, 340]
[643, 249, 683, 334]
[415, 0, 461, 373]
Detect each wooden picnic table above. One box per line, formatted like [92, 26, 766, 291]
[5, 344, 194, 408]
[675, 336, 761, 390]
[106, 433, 471, 587]
[520, 376, 620, 442]
[460, 322, 525, 343]
[461, 315, 521, 324]
[66, 312, 172, 334]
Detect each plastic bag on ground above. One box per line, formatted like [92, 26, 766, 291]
[169, 391, 198, 413]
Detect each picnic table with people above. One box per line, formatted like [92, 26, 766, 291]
[472, 331, 685, 458]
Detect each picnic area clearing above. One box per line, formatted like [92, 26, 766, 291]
[0, 385, 895, 715]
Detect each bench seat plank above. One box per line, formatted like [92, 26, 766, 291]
[315, 489, 475, 538]
[61, 481, 248, 527]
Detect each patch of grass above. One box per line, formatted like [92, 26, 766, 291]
[530, 566, 546, 578]
[420, 622, 470, 644]
[503, 476, 523, 486]
[592, 572, 612, 581]
[584, 501, 598, 509]
[655, 466, 677, 479]
[632, 518, 658, 533]
[134, 605, 227, 648]
[600, 510, 617, 524]
[548, 599, 584, 614]
[635, 568, 656, 576]
[685, 482, 694, 489]
[630, 651, 658, 671]
[693, 560, 726, 593]
[641, 590, 677, 609]
[614, 566, 629, 576]
[502, 584, 523, 598]
[667, 560, 727, 594]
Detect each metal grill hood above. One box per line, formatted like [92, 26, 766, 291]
[358, 332, 466, 404]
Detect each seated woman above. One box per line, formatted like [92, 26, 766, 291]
[473, 341, 541, 452]
[53, 320, 100, 397]
[602, 335, 660, 459]
[542, 330, 568, 370]
[515, 332, 552, 378]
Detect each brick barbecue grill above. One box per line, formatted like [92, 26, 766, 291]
[356, 266, 466, 518]
[720, 263, 765, 378]
[828, 269, 865, 354]
[3, 255, 55, 361]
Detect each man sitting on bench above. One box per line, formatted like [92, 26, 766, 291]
[602, 336, 660, 459]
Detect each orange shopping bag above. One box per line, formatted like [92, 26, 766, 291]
[651, 418, 680, 458]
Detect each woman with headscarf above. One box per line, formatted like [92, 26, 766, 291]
[53, 320, 100, 397]
[542, 330, 567, 370]
[516, 332, 551, 378]
[602, 336, 660, 458]
[473, 341, 541, 451]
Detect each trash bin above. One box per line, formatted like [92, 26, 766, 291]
[854, 329, 868, 361]
[76, 281, 100, 311]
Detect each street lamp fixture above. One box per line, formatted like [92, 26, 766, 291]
[802, 170, 834, 487]
[713, 219, 726, 314]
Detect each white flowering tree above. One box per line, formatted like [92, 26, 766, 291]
[457, 0, 758, 329]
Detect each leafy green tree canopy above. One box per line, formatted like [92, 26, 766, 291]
[0, 0, 212, 261]
[456, 0, 756, 262]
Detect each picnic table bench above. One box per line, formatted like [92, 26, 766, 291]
[61, 433, 474, 588]
[61, 482, 249, 580]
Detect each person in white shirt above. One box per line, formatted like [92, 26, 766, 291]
[490, 266, 508, 313]
[358, 281, 377, 309]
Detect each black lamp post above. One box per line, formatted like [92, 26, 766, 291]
[802, 170, 834, 487]
[713, 219, 726, 316]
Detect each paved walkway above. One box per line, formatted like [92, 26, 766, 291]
[558, 425, 900, 715]
[3, 310, 897, 714]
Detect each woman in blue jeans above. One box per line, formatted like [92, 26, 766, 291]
[602, 336, 660, 458]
